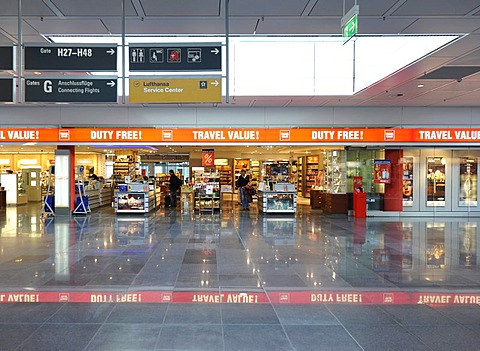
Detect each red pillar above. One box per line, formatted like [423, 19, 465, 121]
[384, 150, 403, 211]
[57, 145, 76, 211]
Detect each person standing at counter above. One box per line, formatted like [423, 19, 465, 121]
[236, 169, 250, 210]
[168, 170, 181, 208]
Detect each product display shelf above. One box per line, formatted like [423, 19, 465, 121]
[250, 160, 261, 188]
[297, 157, 303, 196]
[323, 149, 347, 194]
[193, 172, 220, 212]
[257, 189, 296, 213]
[305, 155, 319, 198]
[113, 155, 140, 183]
[216, 165, 233, 187]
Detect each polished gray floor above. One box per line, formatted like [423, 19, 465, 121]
[0, 202, 479, 350]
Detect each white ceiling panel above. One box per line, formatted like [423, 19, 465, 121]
[250, 98, 293, 107]
[402, 18, 480, 34]
[310, 0, 352, 16]
[22, 34, 49, 43]
[1, 0, 55, 16]
[450, 48, 480, 66]
[26, 19, 112, 35]
[140, 0, 221, 16]
[0, 19, 44, 36]
[412, 90, 467, 101]
[311, 0, 398, 17]
[101, 18, 231, 35]
[434, 80, 480, 92]
[0, 33, 12, 44]
[50, 0, 137, 16]
[257, 18, 338, 35]
[229, 0, 309, 16]
[392, 0, 480, 16]
[426, 35, 480, 62]
[449, 91, 480, 101]
[358, 18, 417, 35]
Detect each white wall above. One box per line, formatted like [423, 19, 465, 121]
[1, 106, 479, 128]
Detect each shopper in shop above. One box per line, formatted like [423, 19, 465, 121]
[236, 169, 250, 210]
[168, 170, 181, 208]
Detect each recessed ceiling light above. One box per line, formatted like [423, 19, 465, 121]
[417, 84, 425, 88]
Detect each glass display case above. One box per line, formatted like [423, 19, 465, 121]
[323, 149, 347, 194]
[426, 156, 446, 207]
[258, 190, 296, 213]
[459, 156, 477, 207]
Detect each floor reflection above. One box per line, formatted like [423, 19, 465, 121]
[0, 203, 479, 291]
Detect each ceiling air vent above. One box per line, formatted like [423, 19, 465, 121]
[419, 66, 480, 80]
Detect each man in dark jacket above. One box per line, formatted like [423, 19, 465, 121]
[169, 170, 181, 208]
[236, 169, 250, 210]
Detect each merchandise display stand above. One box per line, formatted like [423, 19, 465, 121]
[115, 182, 156, 213]
[199, 194, 216, 213]
[257, 183, 297, 214]
[194, 172, 220, 213]
[41, 166, 55, 216]
[73, 166, 91, 215]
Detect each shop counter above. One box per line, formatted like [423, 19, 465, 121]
[310, 191, 348, 214]
[257, 190, 296, 214]
[115, 183, 157, 213]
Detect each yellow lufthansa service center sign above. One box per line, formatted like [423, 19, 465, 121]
[129, 77, 222, 103]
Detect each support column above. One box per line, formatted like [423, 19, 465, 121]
[384, 149, 403, 211]
[57, 145, 76, 211]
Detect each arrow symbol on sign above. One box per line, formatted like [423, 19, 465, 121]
[106, 48, 115, 55]
[211, 80, 219, 86]
[210, 48, 219, 55]
[107, 81, 116, 87]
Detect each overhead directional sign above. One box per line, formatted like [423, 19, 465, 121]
[0, 78, 13, 102]
[129, 77, 221, 103]
[0, 47, 13, 71]
[129, 44, 222, 72]
[25, 78, 117, 103]
[25, 45, 117, 71]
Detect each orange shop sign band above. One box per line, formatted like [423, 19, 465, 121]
[2, 127, 480, 143]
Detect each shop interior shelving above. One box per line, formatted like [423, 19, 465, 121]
[113, 154, 140, 184]
[250, 160, 261, 188]
[216, 165, 233, 187]
[193, 172, 221, 212]
[323, 150, 347, 194]
[297, 156, 303, 196]
[305, 155, 319, 198]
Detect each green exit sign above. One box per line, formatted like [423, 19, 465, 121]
[342, 14, 358, 43]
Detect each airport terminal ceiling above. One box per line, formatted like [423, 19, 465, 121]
[0, 0, 479, 108]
